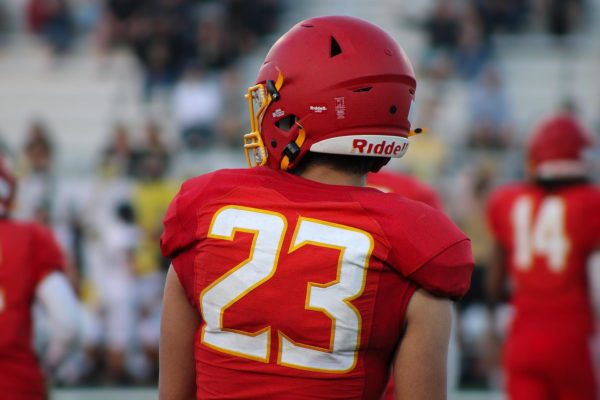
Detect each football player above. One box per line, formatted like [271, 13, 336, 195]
[0, 153, 81, 399]
[160, 16, 474, 400]
[486, 113, 599, 399]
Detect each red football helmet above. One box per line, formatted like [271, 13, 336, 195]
[244, 16, 422, 171]
[0, 154, 16, 216]
[527, 113, 594, 179]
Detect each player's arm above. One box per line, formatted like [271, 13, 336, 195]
[393, 289, 452, 400]
[486, 242, 508, 308]
[35, 271, 82, 368]
[589, 250, 600, 320]
[159, 265, 201, 400]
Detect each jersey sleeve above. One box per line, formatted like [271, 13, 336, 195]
[407, 239, 473, 299]
[380, 199, 474, 300]
[31, 224, 65, 286]
[160, 189, 185, 259]
[160, 174, 213, 306]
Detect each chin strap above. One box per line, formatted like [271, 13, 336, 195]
[280, 125, 307, 171]
[270, 69, 284, 100]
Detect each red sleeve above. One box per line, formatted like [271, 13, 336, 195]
[160, 190, 184, 259]
[408, 239, 473, 300]
[160, 174, 214, 306]
[160, 186, 197, 305]
[31, 224, 64, 285]
[159, 192, 192, 305]
[160, 174, 214, 259]
[377, 198, 474, 299]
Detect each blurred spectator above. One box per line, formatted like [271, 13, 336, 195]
[217, 66, 245, 148]
[101, 0, 144, 49]
[134, 120, 171, 176]
[24, 121, 54, 173]
[15, 120, 56, 224]
[173, 65, 223, 149]
[473, 0, 529, 36]
[95, 0, 284, 101]
[446, 159, 499, 389]
[192, 17, 239, 71]
[129, 2, 191, 100]
[227, 0, 282, 39]
[546, 0, 585, 39]
[467, 66, 514, 149]
[26, 0, 75, 55]
[100, 123, 137, 178]
[407, 0, 461, 80]
[455, 22, 492, 81]
[402, 0, 501, 85]
[0, 2, 10, 47]
[96, 201, 140, 384]
[131, 152, 178, 380]
[73, 0, 102, 34]
[423, 0, 461, 50]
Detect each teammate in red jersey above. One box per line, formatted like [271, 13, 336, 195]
[486, 113, 599, 400]
[0, 154, 81, 400]
[367, 170, 443, 210]
[160, 16, 474, 400]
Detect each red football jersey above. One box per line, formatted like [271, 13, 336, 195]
[487, 182, 600, 333]
[161, 167, 473, 399]
[367, 170, 443, 210]
[0, 219, 64, 399]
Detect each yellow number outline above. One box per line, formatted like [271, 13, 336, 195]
[200, 208, 373, 373]
[200, 205, 286, 363]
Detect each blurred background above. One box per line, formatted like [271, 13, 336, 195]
[0, 0, 598, 399]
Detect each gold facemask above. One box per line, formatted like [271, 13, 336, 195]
[244, 69, 284, 167]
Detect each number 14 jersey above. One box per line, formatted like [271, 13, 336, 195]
[487, 182, 600, 332]
[161, 167, 473, 400]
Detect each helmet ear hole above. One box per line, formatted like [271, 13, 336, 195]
[275, 115, 298, 132]
[330, 36, 343, 57]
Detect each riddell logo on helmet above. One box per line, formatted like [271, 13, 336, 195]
[309, 105, 328, 114]
[352, 139, 408, 156]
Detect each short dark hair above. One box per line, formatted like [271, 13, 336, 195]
[292, 151, 385, 176]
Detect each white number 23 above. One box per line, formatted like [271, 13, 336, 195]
[200, 206, 373, 373]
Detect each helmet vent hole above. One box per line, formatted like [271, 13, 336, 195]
[275, 115, 298, 132]
[389, 105, 397, 114]
[301, 24, 314, 28]
[330, 36, 343, 57]
[353, 87, 372, 93]
[271, 140, 278, 148]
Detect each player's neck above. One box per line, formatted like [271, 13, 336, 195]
[298, 164, 366, 187]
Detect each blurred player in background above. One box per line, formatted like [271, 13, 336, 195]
[160, 16, 473, 400]
[367, 169, 443, 209]
[0, 153, 81, 399]
[486, 113, 599, 399]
